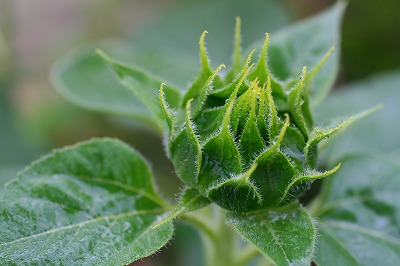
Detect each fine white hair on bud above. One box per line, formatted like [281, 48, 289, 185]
[163, 19, 348, 212]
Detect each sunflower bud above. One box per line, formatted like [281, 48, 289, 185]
[160, 19, 346, 212]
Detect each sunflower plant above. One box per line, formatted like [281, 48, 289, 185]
[1, 2, 398, 266]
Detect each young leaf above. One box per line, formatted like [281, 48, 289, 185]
[304, 118, 351, 166]
[169, 99, 202, 187]
[209, 50, 254, 99]
[199, 130, 242, 192]
[251, 150, 296, 208]
[279, 163, 341, 205]
[181, 31, 217, 106]
[267, 2, 345, 104]
[194, 105, 227, 139]
[97, 49, 181, 131]
[50, 48, 158, 129]
[227, 204, 316, 266]
[207, 163, 262, 212]
[248, 32, 270, 84]
[287, 67, 309, 137]
[313, 153, 400, 265]
[0, 139, 173, 265]
[198, 63, 252, 192]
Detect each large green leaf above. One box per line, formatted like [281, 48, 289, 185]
[315, 71, 400, 163]
[51, 43, 198, 132]
[0, 138, 173, 265]
[267, 2, 345, 105]
[227, 204, 315, 266]
[313, 153, 400, 265]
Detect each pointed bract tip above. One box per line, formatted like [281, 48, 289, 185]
[95, 48, 112, 62]
[235, 16, 241, 27]
[274, 113, 290, 149]
[159, 82, 166, 94]
[217, 64, 226, 71]
[186, 98, 194, 109]
[302, 66, 308, 76]
[200, 31, 208, 41]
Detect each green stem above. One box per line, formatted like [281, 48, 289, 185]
[235, 246, 261, 266]
[184, 205, 237, 266]
[182, 213, 219, 243]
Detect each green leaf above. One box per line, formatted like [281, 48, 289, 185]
[227, 204, 316, 266]
[304, 118, 351, 167]
[315, 71, 400, 163]
[287, 67, 309, 136]
[198, 67, 247, 194]
[207, 163, 262, 212]
[0, 139, 173, 265]
[199, 129, 242, 192]
[97, 49, 181, 131]
[50, 47, 157, 128]
[51, 43, 197, 133]
[252, 150, 296, 208]
[169, 100, 202, 187]
[313, 153, 400, 265]
[267, 2, 345, 104]
[181, 31, 217, 107]
[194, 105, 227, 139]
[239, 83, 266, 166]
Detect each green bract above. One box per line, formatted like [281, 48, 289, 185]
[161, 20, 347, 212]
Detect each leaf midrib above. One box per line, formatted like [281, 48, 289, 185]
[75, 175, 166, 208]
[317, 222, 359, 264]
[0, 208, 163, 247]
[263, 221, 291, 265]
[315, 191, 399, 217]
[323, 220, 400, 246]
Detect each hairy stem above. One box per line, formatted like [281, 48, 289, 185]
[185, 205, 261, 266]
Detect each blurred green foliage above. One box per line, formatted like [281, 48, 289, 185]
[341, 0, 400, 80]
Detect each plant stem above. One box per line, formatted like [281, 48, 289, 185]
[185, 205, 253, 266]
[235, 246, 261, 266]
[182, 213, 219, 243]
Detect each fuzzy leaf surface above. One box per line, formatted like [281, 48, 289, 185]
[227, 204, 315, 266]
[199, 130, 242, 192]
[0, 139, 173, 265]
[313, 153, 400, 265]
[170, 128, 202, 186]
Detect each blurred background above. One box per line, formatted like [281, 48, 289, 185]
[0, 0, 399, 265]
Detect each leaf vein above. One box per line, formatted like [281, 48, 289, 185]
[0, 209, 163, 247]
